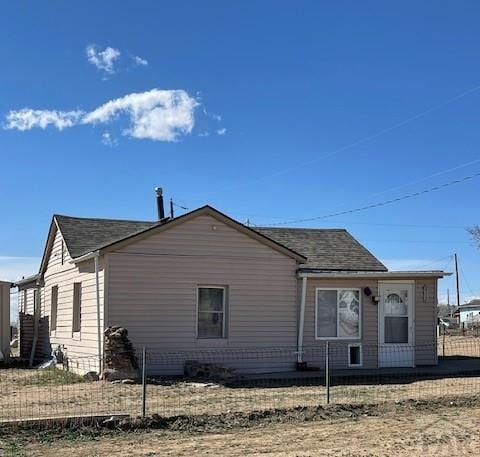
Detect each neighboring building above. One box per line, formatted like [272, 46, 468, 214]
[458, 299, 480, 327]
[0, 280, 11, 361]
[16, 201, 449, 374]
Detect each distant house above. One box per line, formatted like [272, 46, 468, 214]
[16, 199, 449, 374]
[458, 299, 480, 327]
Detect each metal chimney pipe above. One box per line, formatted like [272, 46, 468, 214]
[155, 187, 165, 220]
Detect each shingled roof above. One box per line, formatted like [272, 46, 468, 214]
[55, 215, 156, 259]
[53, 211, 386, 272]
[254, 227, 387, 272]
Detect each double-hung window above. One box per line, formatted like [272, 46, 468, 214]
[197, 286, 226, 338]
[316, 288, 361, 339]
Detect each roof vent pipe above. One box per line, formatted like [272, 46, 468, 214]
[155, 187, 165, 220]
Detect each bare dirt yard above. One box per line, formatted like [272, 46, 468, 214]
[2, 398, 479, 456]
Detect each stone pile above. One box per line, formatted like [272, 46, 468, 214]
[101, 326, 139, 382]
[184, 360, 235, 380]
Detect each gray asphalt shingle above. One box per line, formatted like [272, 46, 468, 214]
[55, 215, 155, 259]
[254, 227, 387, 271]
[54, 214, 386, 272]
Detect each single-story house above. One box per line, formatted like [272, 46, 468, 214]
[0, 280, 11, 361]
[16, 198, 449, 374]
[458, 299, 480, 327]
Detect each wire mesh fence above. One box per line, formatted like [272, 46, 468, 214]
[1, 336, 479, 424]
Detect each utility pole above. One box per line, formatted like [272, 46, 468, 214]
[447, 288, 451, 316]
[170, 198, 174, 219]
[454, 253, 461, 308]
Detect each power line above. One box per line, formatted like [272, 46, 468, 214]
[172, 202, 189, 211]
[397, 255, 454, 270]
[259, 170, 480, 226]
[203, 83, 480, 198]
[363, 240, 470, 245]
[367, 158, 480, 199]
[238, 216, 466, 229]
[459, 263, 477, 297]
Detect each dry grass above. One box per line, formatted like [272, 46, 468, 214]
[8, 402, 480, 457]
[0, 335, 478, 423]
[1, 368, 480, 422]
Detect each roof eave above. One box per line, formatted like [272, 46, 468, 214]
[298, 270, 452, 279]
[69, 250, 101, 264]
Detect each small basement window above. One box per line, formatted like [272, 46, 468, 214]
[348, 344, 362, 367]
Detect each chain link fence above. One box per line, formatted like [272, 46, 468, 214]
[1, 336, 479, 424]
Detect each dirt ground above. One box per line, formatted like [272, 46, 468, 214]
[2, 369, 480, 422]
[1, 335, 478, 423]
[4, 399, 480, 456]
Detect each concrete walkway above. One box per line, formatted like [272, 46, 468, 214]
[238, 357, 480, 383]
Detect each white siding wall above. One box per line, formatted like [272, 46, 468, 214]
[107, 214, 299, 374]
[41, 228, 104, 372]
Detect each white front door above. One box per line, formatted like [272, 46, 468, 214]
[378, 282, 415, 368]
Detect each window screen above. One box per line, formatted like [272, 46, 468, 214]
[197, 287, 226, 338]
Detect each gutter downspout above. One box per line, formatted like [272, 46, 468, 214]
[94, 253, 103, 374]
[297, 276, 308, 363]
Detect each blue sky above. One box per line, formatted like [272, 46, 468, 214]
[1, 1, 479, 307]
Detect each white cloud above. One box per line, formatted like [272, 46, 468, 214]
[4, 109, 84, 131]
[83, 89, 199, 141]
[101, 131, 118, 146]
[86, 45, 121, 75]
[133, 55, 148, 66]
[217, 127, 227, 135]
[198, 131, 210, 137]
[0, 256, 40, 324]
[0, 256, 39, 282]
[202, 107, 222, 122]
[4, 88, 199, 142]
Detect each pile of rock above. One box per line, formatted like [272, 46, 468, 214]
[184, 360, 235, 380]
[101, 326, 139, 382]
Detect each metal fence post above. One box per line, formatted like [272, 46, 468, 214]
[325, 341, 330, 404]
[141, 346, 147, 418]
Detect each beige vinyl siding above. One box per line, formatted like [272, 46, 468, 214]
[107, 214, 299, 374]
[19, 289, 36, 315]
[414, 278, 438, 365]
[303, 278, 438, 369]
[40, 228, 104, 372]
[302, 279, 379, 369]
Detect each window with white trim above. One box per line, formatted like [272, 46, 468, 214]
[316, 288, 360, 339]
[197, 286, 226, 338]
